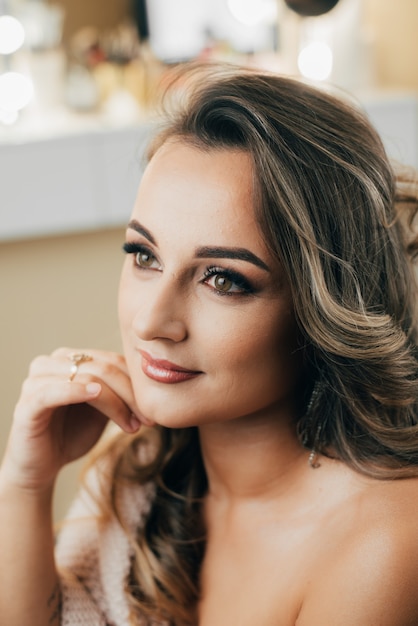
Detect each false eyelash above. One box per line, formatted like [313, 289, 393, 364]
[123, 241, 159, 270]
[123, 241, 148, 255]
[202, 266, 255, 295]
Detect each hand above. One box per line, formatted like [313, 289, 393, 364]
[1, 348, 145, 493]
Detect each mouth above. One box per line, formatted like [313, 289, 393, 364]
[139, 350, 203, 384]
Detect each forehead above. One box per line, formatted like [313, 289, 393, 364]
[132, 140, 265, 249]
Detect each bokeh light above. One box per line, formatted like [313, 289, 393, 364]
[227, 0, 277, 26]
[298, 41, 333, 81]
[0, 72, 34, 113]
[0, 15, 25, 55]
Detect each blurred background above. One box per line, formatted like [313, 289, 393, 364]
[1, 0, 418, 521]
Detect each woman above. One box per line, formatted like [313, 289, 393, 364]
[2, 67, 418, 626]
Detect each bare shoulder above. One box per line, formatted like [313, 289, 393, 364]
[298, 473, 418, 625]
[359, 473, 418, 522]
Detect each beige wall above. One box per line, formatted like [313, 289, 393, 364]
[364, 0, 418, 91]
[0, 227, 125, 521]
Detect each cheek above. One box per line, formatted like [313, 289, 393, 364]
[205, 304, 298, 374]
[118, 271, 137, 342]
[117, 265, 128, 319]
[200, 306, 302, 421]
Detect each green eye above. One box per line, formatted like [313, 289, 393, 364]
[123, 242, 160, 271]
[135, 251, 155, 268]
[202, 266, 254, 296]
[214, 274, 233, 292]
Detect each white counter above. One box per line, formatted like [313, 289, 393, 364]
[0, 121, 153, 241]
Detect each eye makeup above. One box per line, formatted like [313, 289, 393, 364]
[123, 240, 258, 297]
[202, 266, 256, 296]
[123, 242, 159, 270]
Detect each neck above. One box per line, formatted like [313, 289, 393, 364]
[198, 404, 309, 503]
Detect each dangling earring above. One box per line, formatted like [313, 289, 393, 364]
[305, 379, 320, 416]
[308, 450, 320, 469]
[308, 423, 322, 469]
[303, 380, 322, 469]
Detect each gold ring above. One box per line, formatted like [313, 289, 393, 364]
[67, 353, 92, 382]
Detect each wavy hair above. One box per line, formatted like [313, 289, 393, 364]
[89, 66, 418, 624]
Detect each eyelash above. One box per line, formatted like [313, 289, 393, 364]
[201, 266, 254, 296]
[123, 242, 255, 297]
[123, 242, 157, 268]
[123, 242, 146, 256]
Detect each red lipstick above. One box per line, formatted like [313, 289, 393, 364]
[139, 351, 202, 384]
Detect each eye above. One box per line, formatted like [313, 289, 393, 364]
[123, 242, 161, 270]
[203, 267, 254, 296]
[135, 249, 157, 268]
[212, 274, 234, 293]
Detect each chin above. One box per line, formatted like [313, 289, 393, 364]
[136, 400, 200, 430]
[133, 381, 206, 429]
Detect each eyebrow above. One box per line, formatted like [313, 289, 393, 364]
[127, 219, 270, 272]
[128, 220, 156, 244]
[195, 246, 270, 271]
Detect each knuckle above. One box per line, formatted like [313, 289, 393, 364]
[100, 360, 117, 378]
[28, 354, 48, 376]
[29, 383, 50, 410]
[21, 376, 35, 395]
[75, 372, 95, 386]
[14, 384, 47, 424]
[113, 353, 126, 368]
[51, 347, 73, 358]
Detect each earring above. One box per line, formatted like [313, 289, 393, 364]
[304, 381, 322, 469]
[308, 448, 321, 469]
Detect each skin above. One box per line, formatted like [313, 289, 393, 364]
[118, 140, 302, 432]
[0, 348, 139, 626]
[2, 141, 418, 625]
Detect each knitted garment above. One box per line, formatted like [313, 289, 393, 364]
[55, 468, 161, 626]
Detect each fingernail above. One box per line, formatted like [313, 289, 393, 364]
[86, 382, 101, 395]
[130, 416, 141, 432]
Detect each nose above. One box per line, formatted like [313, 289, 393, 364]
[132, 274, 188, 343]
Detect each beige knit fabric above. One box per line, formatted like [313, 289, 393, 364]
[55, 467, 156, 626]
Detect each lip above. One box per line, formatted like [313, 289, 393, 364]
[139, 350, 202, 384]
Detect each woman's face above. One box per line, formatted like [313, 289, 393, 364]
[119, 140, 302, 428]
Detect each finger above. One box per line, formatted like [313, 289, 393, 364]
[74, 378, 143, 433]
[14, 378, 103, 431]
[17, 377, 141, 435]
[50, 348, 128, 374]
[31, 351, 124, 380]
[29, 351, 140, 421]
